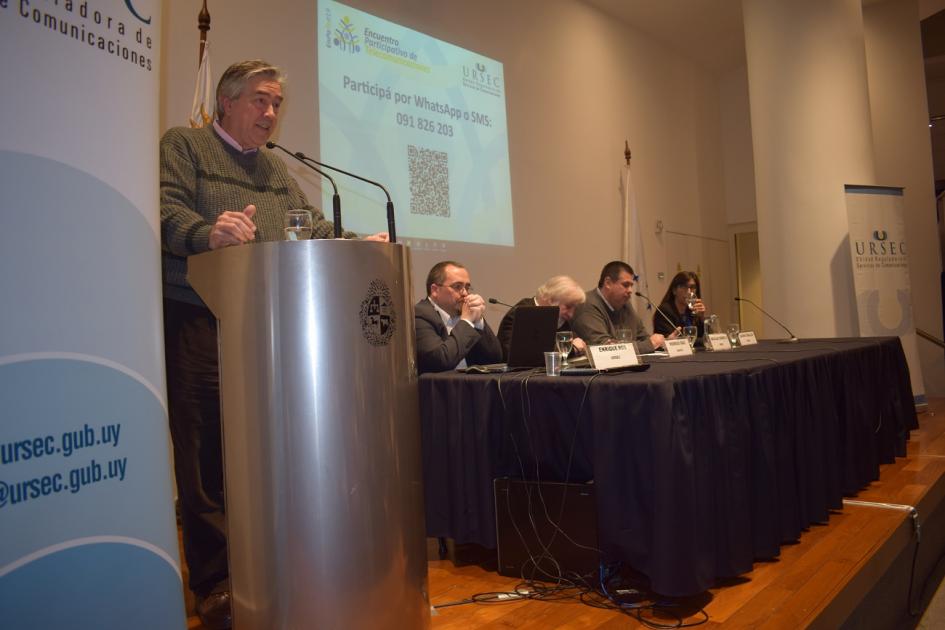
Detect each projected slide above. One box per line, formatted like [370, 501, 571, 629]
[318, 0, 514, 246]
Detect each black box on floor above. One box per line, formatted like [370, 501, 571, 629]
[494, 478, 600, 580]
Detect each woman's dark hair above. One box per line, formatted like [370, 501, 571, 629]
[660, 271, 701, 306]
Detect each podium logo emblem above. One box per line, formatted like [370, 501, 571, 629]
[360, 279, 396, 346]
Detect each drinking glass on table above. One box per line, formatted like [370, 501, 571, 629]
[544, 351, 561, 376]
[683, 325, 698, 349]
[727, 323, 740, 347]
[284, 209, 313, 240]
[555, 331, 573, 367]
[615, 328, 632, 342]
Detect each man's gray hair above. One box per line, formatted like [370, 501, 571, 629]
[215, 60, 286, 121]
[536, 275, 585, 305]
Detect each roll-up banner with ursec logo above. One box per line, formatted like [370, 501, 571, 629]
[845, 185, 926, 406]
[0, 2, 186, 628]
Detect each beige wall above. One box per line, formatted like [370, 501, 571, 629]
[160, 0, 729, 325]
[720, 66, 758, 227]
[920, 0, 945, 18]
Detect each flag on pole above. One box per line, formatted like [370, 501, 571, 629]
[620, 161, 650, 318]
[189, 43, 213, 128]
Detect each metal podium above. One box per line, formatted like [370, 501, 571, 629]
[188, 240, 430, 630]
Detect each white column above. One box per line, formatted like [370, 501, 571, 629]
[742, 0, 876, 337]
[863, 0, 944, 395]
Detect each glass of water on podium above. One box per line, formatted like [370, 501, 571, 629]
[284, 209, 313, 240]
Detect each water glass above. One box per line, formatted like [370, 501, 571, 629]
[555, 331, 573, 366]
[544, 351, 561, 376]
[683, 325, 698, 349]
[685, 289, 697, 312]
[727, 323, 740, 347]
[284, 209, 314, 240]
[615, 328, 632, 342]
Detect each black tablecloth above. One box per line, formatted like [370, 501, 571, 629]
[419, 338, 917, 596]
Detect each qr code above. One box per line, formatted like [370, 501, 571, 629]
[408, 145, 450, 217]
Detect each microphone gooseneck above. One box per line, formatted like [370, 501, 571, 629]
[635, 292, 681, 333]
[266, 142, 343, 238]
[488, 298, 515, 308]
[734, 296, 799, 343]
[296, 151, 397, 244]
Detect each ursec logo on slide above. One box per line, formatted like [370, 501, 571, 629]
[462, 59, 503, 97]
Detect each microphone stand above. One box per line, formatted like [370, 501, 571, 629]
[635, 292, 681, 334]
[734, 296, 799, 343]
[296, 152, 397, 244]
[488, 298, 515, 308]
[266, 142, 342, 238]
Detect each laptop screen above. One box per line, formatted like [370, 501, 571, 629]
[506, 306, 560, 368]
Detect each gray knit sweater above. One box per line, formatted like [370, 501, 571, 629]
[160, 125, 353, 305]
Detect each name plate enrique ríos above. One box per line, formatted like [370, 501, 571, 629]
[705, 333, 733, 351]
[664, 338, 693, 357]
[588, 342, 639, 369]
[738, 331, 758, 346]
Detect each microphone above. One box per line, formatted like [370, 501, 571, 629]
[266, 141, 342, 238]
[295, 151, 397, 244]
[488, 297, 515, 308]
[734, 297, 799, 343]
[635, 292, 681, 334]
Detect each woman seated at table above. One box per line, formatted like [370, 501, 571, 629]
[653, 271, 707, 338]
[497, 275, 587, 360]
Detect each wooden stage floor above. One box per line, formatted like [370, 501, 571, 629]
[187, 397, 945, 629]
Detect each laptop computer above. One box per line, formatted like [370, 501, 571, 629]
[507, 305, 560, 368]
[465, 305, 559, 372]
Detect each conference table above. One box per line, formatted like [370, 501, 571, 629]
[419, 337, 917, 596]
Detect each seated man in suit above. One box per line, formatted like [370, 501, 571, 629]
[415, 261, 503, 373]
[496, 275, 587, 360]
[571, 260, 668, 354]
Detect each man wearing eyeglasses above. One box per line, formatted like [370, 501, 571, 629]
[415, 261, 503, 373]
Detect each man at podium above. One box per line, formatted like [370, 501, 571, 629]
[159, 59, 385, 629]
[415, 261, 503, 373]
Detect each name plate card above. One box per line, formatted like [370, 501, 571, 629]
[705, 333, 733, 351]
[588, 343, 639, 369]
[664, 338, 693, 357]
[738, 331, 758, 346]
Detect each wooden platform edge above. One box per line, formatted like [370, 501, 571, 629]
[808, 453, 945, 627]
[808, 509, 916, 629]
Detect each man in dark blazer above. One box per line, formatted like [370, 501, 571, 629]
[496, 275, 587, 360]
[415, 261, 503, 373]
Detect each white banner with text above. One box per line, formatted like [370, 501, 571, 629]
[845, 185, 925, 405]
[0, 2, 185, 627]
